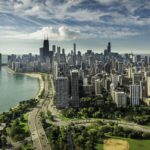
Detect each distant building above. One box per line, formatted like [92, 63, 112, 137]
[115, 91, 127, 107]
[52, 45, 56, 54]
[95, 79, 101, 96]
[55, 77, 69, 108]
[40, 38, 53, 63]
[73, 43, 77, 66]
[83, 85, 93, 97]
[147, 77, 150, 97]
[40, 38, 49, 61]
[111, 74, 118, 89]
[70, 70, 79, 107]
[130, 84, 140, 105]
[117, 62, 124, 74]
[140, 81, 147, 100]
[104, 42, 111, 56]
[107, 42, 111, 53]
[132, 73, 142, 84]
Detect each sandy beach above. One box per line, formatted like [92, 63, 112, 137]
[24, 73, 44, 99]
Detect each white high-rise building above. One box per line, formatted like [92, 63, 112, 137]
[56, 77, 69, 108]
[53, 61, 58, 79]
[115, 91, 127, 107]
[83, 78, 88, 86]
[70, 70, 79, 107]
[147, 77, 150, 97]
[95, 79, 101, 96]
[111, 74, 118, 88]
[130, 84, 140, 105]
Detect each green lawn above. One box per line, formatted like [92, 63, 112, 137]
[113, 136, 150, 150]
[125, 138, 150, 150]
[95, 143, 103, 150]
[96, 136, 150, 150]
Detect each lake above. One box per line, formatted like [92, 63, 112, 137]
[0, 67, 39, 112]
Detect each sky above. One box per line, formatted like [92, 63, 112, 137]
[0, 0, 150, 54]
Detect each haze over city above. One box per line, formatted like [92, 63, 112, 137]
[0, 0, 150, 54]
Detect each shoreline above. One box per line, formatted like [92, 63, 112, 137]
[6, 66, 44, 99]
[0, 67, 45, 112]
[23, 73, 44, 99]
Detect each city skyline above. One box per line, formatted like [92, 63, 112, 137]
[0, 0, 150, 54]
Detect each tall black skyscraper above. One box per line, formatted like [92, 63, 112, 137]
[73, 43, 76, 66]
[43, 38, 49, 57]
[40, 37, 50, 61]
[107, 42, 111, 53]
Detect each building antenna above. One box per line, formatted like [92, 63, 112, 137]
[47, 32, 49, 40]
[44, 32, 46, 40]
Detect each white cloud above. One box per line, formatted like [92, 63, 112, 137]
[24, 5, 48, 18]
[0, 26, 80, 41]
[0, 0, 149, 42]
[96, 0, 118, 5]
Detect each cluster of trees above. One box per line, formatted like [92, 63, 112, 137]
[44, 124, 68, 150]
[7, 118, 29, 141]
[133, 115, 150, 125]
[0, 134, 7, 149]
[0, 99, 38, 149]
[100, 125, 150, 139]
[0, 99, 38, 124]
[41, 115, 150, 150]
[62, 97, 150, 125]
[61, 102, 117, 119]
[43, 123, 103, 150]
[69, 125, 104, 150]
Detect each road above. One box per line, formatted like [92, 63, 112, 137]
[28, 74, 51, 150]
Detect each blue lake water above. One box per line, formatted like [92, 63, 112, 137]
[0, 67, 39, 112]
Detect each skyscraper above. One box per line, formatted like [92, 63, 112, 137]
[95, 79, 101, 96]
[56, 77, 69, 108]
[43, 38, 49, 56]
[115, 91, 127, 107]
[111, 74, 118, 89]
[130, 84, 140, 105]
[40, 38, 50, 61]
[52, 45, 56, 54]
[70, 70, 79, 107]
[107, 42, 111, 53]
[147, 77, 150, 97]
[73, 43, 76, 66]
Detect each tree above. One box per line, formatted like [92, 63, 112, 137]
[1, 135, 6, 148]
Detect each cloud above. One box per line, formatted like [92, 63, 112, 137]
[1, 26, 80, 40]
[0, 0, 149, 41]
[24, 5, 49, 18]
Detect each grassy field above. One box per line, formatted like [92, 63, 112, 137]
[96, 136, 150, 150]
[95, 143, 103, 150]
[125, 138, 150, 150]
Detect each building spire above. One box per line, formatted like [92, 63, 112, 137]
[47, 32, 49, 40]
[44, 32, 46, 40]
